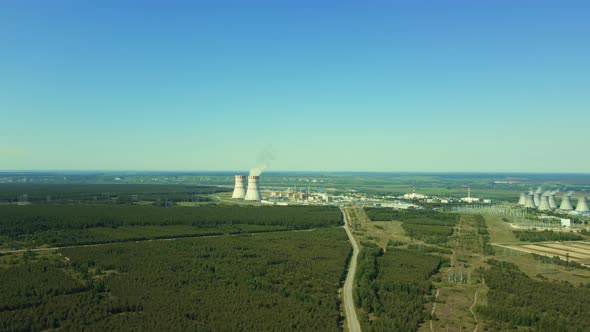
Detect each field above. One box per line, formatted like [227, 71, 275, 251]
[0, 228, 351, 331]
[485, 214, 590, 284]
[496, 241, 590, 265]
[364, 208, 459, 245]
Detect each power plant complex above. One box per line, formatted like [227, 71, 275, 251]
[517, 191, 589, 213]
[233, 175, 262, 201]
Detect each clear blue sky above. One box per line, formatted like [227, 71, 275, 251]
[1, 0, 589, 172]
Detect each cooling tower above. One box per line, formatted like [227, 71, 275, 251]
[538, 196, 551, 211]
[559, 196, 574, 211]
[524, 194, 536, 208]
[534, 193, 541, 207]
[576, 197, 589, 212]
[548, 195, 558, 209]
[244, 175, 262, 201]
[518, 193, 527, 206]
[232, 175, 247, 199]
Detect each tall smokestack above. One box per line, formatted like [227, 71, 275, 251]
[538, 196, 552, 211]
[232, 175, 246, 199]
[518, 193, 527, 206]
[576, 197, 589, 212]
[524, 194, 536, 208]
[245, 176, 262, 201]
[559, 196, 574, 211]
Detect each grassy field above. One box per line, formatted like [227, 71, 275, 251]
[422, 214, 490, 332]
[485, 214, 590, 285]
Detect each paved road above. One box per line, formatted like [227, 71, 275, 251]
[341, 208, 362, 332]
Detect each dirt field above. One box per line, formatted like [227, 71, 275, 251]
[495, 241, 590, 265]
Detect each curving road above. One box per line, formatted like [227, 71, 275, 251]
[341, 207, 362, 332]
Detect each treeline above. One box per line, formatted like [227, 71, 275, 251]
[365, 208, 457, 226]
[364, 208, 458, 245]
[0, 205, 342, 240]
[355, 246, 442, 331]
[0, 228, 350, 331]
[472, 214, 495, 255]
[531, 253, 590, 271]
[402, 224, 454, 244]
[513, 230, 583, 242]
[0, 184, 229, 204]
[479, 259, 590, 331]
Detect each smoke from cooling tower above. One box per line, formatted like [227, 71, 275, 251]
[565, 191, 574, 197]
[250, 147, 277, 176]
[535, 186, 543, 194]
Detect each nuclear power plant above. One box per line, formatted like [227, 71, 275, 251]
[518, 192, 527, 205]
[537, 195, 551, 211]
[534, 192, 541, 207]
[559, 195, 574, 211]
[576, 197, 589, 212]
[232, 175, 246, 199]
[231, 174, 263, 201]
[245, 176, 262, 201]
[548, 194, 558, 209]
[517, 189, 588, 214]
[524, 193, 536, 208]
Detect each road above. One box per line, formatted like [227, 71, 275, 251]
[470, 290, 479, 332]
[341, 207, 362, 332]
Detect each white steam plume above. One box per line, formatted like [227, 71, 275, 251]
[250, 146, 277, 176]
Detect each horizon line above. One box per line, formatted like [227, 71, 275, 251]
[1, 170, 590, 175]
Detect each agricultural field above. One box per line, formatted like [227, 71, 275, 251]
[0, 228, 351, 331]
[496, 242, 590, 265]
[485, 214, 590, 284]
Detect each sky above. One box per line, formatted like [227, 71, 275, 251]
[1, 0, 589, 172]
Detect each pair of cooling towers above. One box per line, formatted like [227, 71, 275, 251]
[232, 175, 261, 201]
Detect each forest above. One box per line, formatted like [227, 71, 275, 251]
[0, 184, 230, 204]
[355, 245, 442, 332]
[479, 259, 590, 331]
[365, 208, 459, 244]
[0, 228, 351, 331]
[512, 230, 583, 242]
[0, 205, 342, 247]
